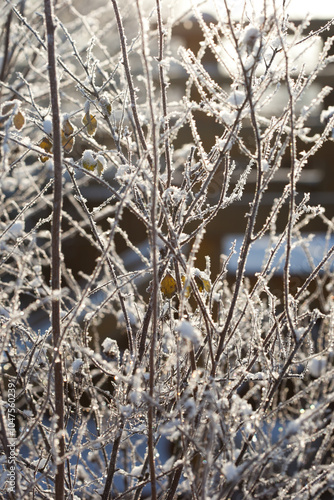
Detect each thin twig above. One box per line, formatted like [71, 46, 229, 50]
[44, 0, 65, 498]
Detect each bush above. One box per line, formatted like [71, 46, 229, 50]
[1, 0, 334, 498]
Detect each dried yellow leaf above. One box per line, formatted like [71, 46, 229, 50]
[82, 113, 97, 136]
[82, 159, 96, 171]
[61, 130, 74, 153]
[194, 273, 211, 293]
[38, 137, 52, 162]
[201, 278, 211, 292]
[13, 111, 25, 131]
[1, 102, 15, 115]
[161, 273, 177, 299]
[39, 137, 52, 152]
[62, 117, 74, 137]
[96, 158, 105, 176]
[194, 275, 204, 292]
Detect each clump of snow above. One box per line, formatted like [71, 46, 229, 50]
[1, 220, 25, 246]
[129, 464, 143, 477]
[162, 456, 176, 472]
[295, 327, 306, 341]
[161, 419, 181, 442]
[231, 394, 253, 417]
[286, 418, 300, 436]
[261, 160, 270, 172]
[308, 356, 327, 378]
[43, 118, 52, 135]
[82, 149, 96, 166]
[242, 26, 259, 51]
[175, 319, 201, 345]
[0, 177, 18, 194]
[84, 311, 94, 322]
[102, 337, 119, 359]
[219, 110, 236, 126]
[120, 404, 132, 417]
[194, 268, 209, 282]
[228, 90, 245, 108]
[184, 397, 196, 418]
[223, 461, 239, 482]
[72, 359, 83, 374]
[117, 309, 138, 327]
[115, 163, 131, 180]
[8, 220, 24, 238]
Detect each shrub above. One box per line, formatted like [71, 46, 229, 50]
[1, 0, 334, 498]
